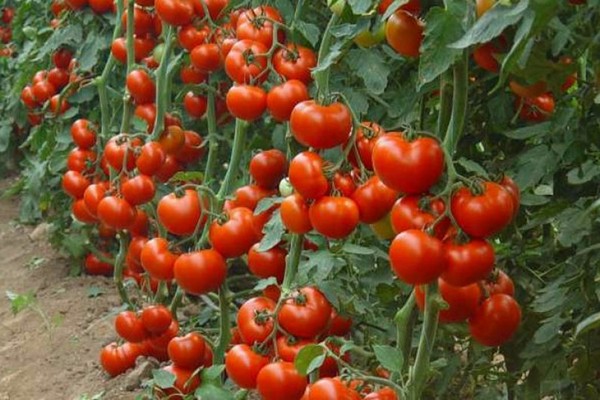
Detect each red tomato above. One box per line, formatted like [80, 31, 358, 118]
[225, 344, 270, 389]
[89, 0, 113, 13]
[191, 43, 222, 72]
[159, 125, 186, 155]
[141, 305, 173, 335]
[278, 287, 332, 339]
[49, 94, 70, 115]
[82, 182, 108, 216]
[372, 133, 444, 194]
[155, 0, 195, 26]
[32, 80, 56, 103]
[122, 6, 155, 36]
[288, 151, 329, 199]
[140, 238, 179, 280]
[183, 92, 208, 118]
[136, 141, 166, 176]
[157, 189, 205, 236]
[167, 332, 206, 369]
[469, 294, 521, 346]
[155, 154, 183, 182]
[62, 170, 90, 199]
[473, 41, 502, 73]
[385, 10, 423, 58]
[226, 85, 267, 121]
[47, 67, 69, 90]
[146, 320, 180, 361]
[225, 39, 269, 84]
[236, 6, 284, 48]
[194, 0, 228, 19]
[228, 185, 275, 211]
[389, 229, 446, 285]
[155, 364, 200, 397]
[249, 149, 287, 189]
[237, 296, 276, 344]
[178, 25, 210, 51]
[130, 209, 150, 236]
[112, 36, 156, 63]
[328, 310, 352, 336]
[126, 69, 156, 104]
[483, 269, 515, 297]
[364, 387, 398, 400]
[53, 48, 73, 68]
[500, 175, 520, 218]
[415, 278, 482, 323]
[346, 122, 385, 171]
[70, 119, 97, 149]
[115, 311, 147, 343]
[280, 193, 312, 234]
[290, 100, 352, 149]
[516, 92, 555, 122]
[84, 253, 113, 276]
[73, 199, 98, 224]
[256, 362, 308, 400]
[104, 135, 140, 172]
[126, 236, 148, 273]
[121, 175, 155, 206]
[67, 148, 97, 173]
[442, 239, 495, 287]
[351, 176, 398, 224]
[304, 378, 361, 400]
[309, 196, 360, 239]
[273, 44, 316, 84]
[509, 80, 547, 98]
[100, 342, 144, 377]
[390, 195, 449, 238]
[96, 196, 136, 230]
[180, 64, 208, 84]
[174, 130, 204, 164]
[267, 80, 310, 122]
[247, 244, 286, 282]
[21, 86, 40, 109]
[173, 249, 227, 295]
[209, 207, 260, 258]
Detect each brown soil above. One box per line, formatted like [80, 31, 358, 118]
[0, 178, 141, 400]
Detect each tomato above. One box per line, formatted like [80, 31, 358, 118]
[175, 130, 204, 164]
[136, 141, 166, 176]
[346, 122, 385, 171]
[385, 10, 423, 58]
[279, 287, 332, 339]
[247, 244, 286, 282]
[96, 196, 136, 230]
[309, 196, 360, 239]
[51, 1, 68, 16]
[115, 311, 147, 343]
[226, 84, 267, 121]
[121, 175, 155, 206]
[104, 135, 140, 172]
[126, 236, 148, 273]
[49, 94, 70, 115]
[21, 86, 39, 109]
[351, 176, 398, 224]
[178, 25, 210, 51]
[281, 193, 312, 234]
[256, 362, 308, 400]
[156, 155, 183, 182]
[509, 80, 548, 98]
[516, 93, 555, 122]
[250, 149, 287, 189]
[390, 195, 449, 238]
[112, 36, 155, 64]
[180, 64, 208, 84]
[173, 249, 227, 295]
[228, 185, 274, 212]
[157, 189, 205, 236]
[167, 332, 206, 369]
[72, 199, 98, 224]
[451, 181, 514, 238]
[155, 364, 200, 398]
[290, 100, 352, 149]
[53, 48, 73, 68]
[364, 387, 398, 400]
[469, 294, 521, 346]
[47, 67, 69, 90]
[273, 45, 316, 84]
[331, 172, 355, 197]
[473, 42, 503, 73]
[483, 269, 515, 297]
[225, 39, 269, 84]
[62, 170, 90, 199]
[141, 237, 179, 280]
[304, 378, 361, 400]
[141, 305, 173, 335]
[32, 80, 56, 103]
[415, 278, 481, 323]
[225, 344, 270, 389]
[1, 7, 14, 24]
[67, 148, 97, 173]
[236, 6, 284, 48]
[372, 134, 444, 194]
[159, 125, 186, 155]
[121, 6, 154, 36]
[267, 80, 310, 122]
[84, 253, 113, 276]
[70, 119, 97, 149]
[155, 0, 195, 26]
[389, 229, 446, 285]
[209, 207, 260, 258]
[476, 0, 496, 18]
[328, 310, 352, 336]
[146, 320, 180, 361]
[126, 69, 156, 104]
[130, 209, 150, 236]
[100, 342, 144, 377]
[237, 296, 276, 344]
[89, 0, 113, 13]
[289, 151, 330, 200]
[354, 21, 386, 48]
[191, 43, 222, 72]
[441, 238, 495, 287]
[183, 91, 208, 118]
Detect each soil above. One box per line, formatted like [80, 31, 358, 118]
[0, 177, 142, 400]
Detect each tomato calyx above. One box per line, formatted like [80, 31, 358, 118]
[253, 309, 273, 325]
[291, 291, 308, 306]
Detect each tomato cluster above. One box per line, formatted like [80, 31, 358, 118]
[0, 7, 14, 57]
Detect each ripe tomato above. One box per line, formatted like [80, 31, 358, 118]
[225, 344, 270, 389]
[178, 24, 209, 49]
[280, 193, 312, 234]
[141, 305, 173, 335]
[451, 181, 514, 238]
[191, 43, 222, 72]
[328, 310, 352, 336]
[194, 0, 228, 19]
[332, 172, 356, 197]
[155, 0, 195, 26]
[104, 135, 140, 172]
[32, 80, 56, 103]
[304, 378, 361, 400]
[115, 311, 147, 343]
[476, 0, 496, 17]
[121, 175, 156, 206]
[83, 182, 108, 216]
[346, 122, 385, 171]
[289, 152, 329, 199]
[415, 278, 482, 323]
[156, 154, 183, 182]
[97, 196, 136, 230]
[89, 0, 113, 13]
[473, 41, 503, 73]
[175, 130, 204, 164]
[267, 80, 310, 122]
[127, 69, 156, 104]
[516, 93, 555, 122]
[136, 141, 166, 176]
[256, 362, 308, 400]
[126, 236, 148, 273]
[47, 67, 69, 90]
[236, 6, 284, 48]
[385, 10, 423, 58]
[100, 342, 144, 377]
[21, 86, 40, 109]
[62, 170, 90, 199]
[67, 148, 97, 173]
[273, 44, 317, 84]
[173, 249, 227, 295]
[209, 207, 260, 258]
[130, 209, 150, 236]
[183, 92, 208, 118]
[442, 239, 495, 287]
[364, 387, 398, 400]
[469, 294, 521, 346]
[167, 332, 206, 369]
[157, 189, 205, 236]
[70, 119, 97, 149]
[159, 125, 186, 155]
[49, 94, 70, 115]
[228, 185, 274, 211]
[146, 320, 179, 361]
[237, 296, 276, 344]
[250, 149, 287, 189]
[290, 100, 352, 149]
[309, 196, 360, 239]
[390, 195, 449, 238]
[279, 287, 332, 339]
[112, 36, 156, 63]
[483, 269, 515, 297]
[180, 64, 208, 84]
[225, 39, 269, 84]
[389, 229, 446, 285]
[247, 244, 286, 282]
[53, 48, 73, 68]
[73, 199, 98, 224]
[351, 176, 398, 224]
[155, 364, 200, 397]
[141, 238, 179, 280]
[122, 6, 155, 36]
[226, 84, 267, 121]
[84, 253, 113, 276]
[372, 134, 444, 194]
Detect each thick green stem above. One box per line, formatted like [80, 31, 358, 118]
[393, 291, 417, 381]
[216, 118, 248, 202]
[203, 91, 218, 184]
[114, 234, 133, 309]
[169, 287, 184, 315]
[214, 282, 231, 365]
[314, 13, 339, 101]
[436, 70, 453, 137]
[119, 0, 135, 133]
[282, 234, 304, 291]
[151, 24, 175, 140]
[442, 51, 469, 154]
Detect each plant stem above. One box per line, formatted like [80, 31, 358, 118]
[282, 234, 304, 291]
[151, 24, 174, 140]
[114, 234, 133, 309]
[314, 13, 339, 101]
[442, 51, 469, 154]
[119, 0, 135, 133]
[393, 290, 416, 381]
[203, 90, 218, 184]
[436, 70, 453, 137]
[214, 282, 231, 365]
[169, 286, 184, 315]
[216, 118, 248, 203]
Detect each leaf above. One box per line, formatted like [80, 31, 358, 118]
[294, 344, 325, 376]
[502, 122, 551, 140]
[450, 0, 529, 49]
[169, 171, 204, 183]
[258, 210, 285, 252]
[253, 277, 278, 291]
[254, 197, 283, 215]
[566, 160, 600, 185]
[201, 365, 226, 383]
[342, 243, 375, 255]
[0, 122, 11, 152]
[86, 286, 104, 298]
[6, 291, 36, 315]
[194, 384, 235, 400]
[152, 369, 176, 389]
[382, 0, 410, 20]
[78, 34, 108, 71]
[340, 87, 369, 116]
[347, 0, 373, 14]
[417, 7, 463, 88]
[346, 48, 390, 94]
[295, 20, 321, 47]
[456, 158, 488, 177]
[311, 43, 343, 74]
[575, 312, 600, 338]
[34, 24, 83, 61]
[373, 345, 404, 373]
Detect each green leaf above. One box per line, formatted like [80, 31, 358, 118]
[295, 20, 321, 47]
[575, 312, 600, 338]
[311, 43, 343, 74]
[418, 7, 463, 88]
[566, 160, 600, 185]
[169, 171, 204, 183]
[346, 48, 390, 95]
[252, 277, 278, 291]
[258, 210, 285, 252]
[294, 344, 325, 376]
[502, 122, 551, 140]
[456, 158, 488, 177]
[342, 243, 375, 255]
[0, 122, 11, 152]
[255, 197, 283, 215]
[194, 384, 235, 400]
[373, 344, 404, 373]
[382, 0, 410, 20]
[201, 365, 226, 383]
[347, 0, 372, 14]
[78, 35, 108, 71]
[152, 369, 176, 389]
[6, 290, 36, 315]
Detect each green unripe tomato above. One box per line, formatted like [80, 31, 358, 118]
[279, 178, 294, 197]
[152, 43, 165, 63]
[354, 21, 386, 48]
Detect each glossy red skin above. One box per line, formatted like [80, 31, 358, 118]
[249, 149, 287, 189]
[72, 199, 98, 224]
[183, 92, 208, 118]
[389, 229, 446, 285]
[225, 39, 269, 84]
[351, 176, 398, 224]
[257, 362, 308, 400]
[281, 193, 312, 234]
[67, 148, 97, 173]
[62, 170, 91, 199]
[89, 0, 114, 13]
[173, 249, 227, 295]
[473, 42, 501, 73]
[112, 36, 155, 63]
[451, 182, 514, 238]
[372, 134, 444, 194]
[516, 92, 555, 122]
[500, 176, 520, 218]
[180, 64, 208, 84]
[363, 387, 398, 400]
[290, 100, 352, 149]
[226, 85, 267, 121]
[236, 6, 284, 48]
[267, 79, 310, 122]
[167, 332, 206, 369]
[100, 342, 144, 377]
[415, 278, 482, 323]
[304, 378, 360, 400]
[309, 196, 360, 239]
[156, 364, 200, 397]
[126, 236, 148, 273]
[122, 7, 155, 36]
[390, 195, 448, 238]
[190, 43, 222, 72]
[327, 310, 352, 336]
[49, 94, 71, 115]
[247, 243, 286, 282]
[175, 130, 204, 164]
[279, 287, 332, 339]
[146, 320, 180, 361]
[178, 24, 209, 49]
[484, 270, 515, 297]
[104, 135, 140, 172]
[332, 173, 357, 197]
[347, 122, 385, 171]
[228, 185, 274, 211]
[115, 311, 147, 342]
[159, 125, 186, 155]
[47, 67, 69, 90]
[129, 209, 150, 237]
[21, 86, 40, 109]
[469, 294, 521, 346]
[155, 154, 183, 182]
[194, 0, 228, 19]
[288, 152, 329, 200]
[385, 10, 424, 58]
[225, 344, 270, 389]
[276, 336, 314, 362]
[209, 207, 261, 258]
[84, 253, 113, 276]
[53, 48, 73, 68]
[155, 0, 195, 26]
[136, 141, 166, 176]
[237, 296, 276, 345]
[126, 69, 156, 104]
[32, 80, 56, 103]
[157, 189, 205, 236]
[273, 44, 316, 84]
[122, 175, 156, 206]
[141, 305, 173, 335]
[70, 119, 97, 149]
[96, 196, 136, 230]
[140, 237, 179, 280]
[442, 239, 495, 286]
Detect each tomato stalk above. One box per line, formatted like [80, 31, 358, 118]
[442, 52, 469, 154]
[282, 234, 304, 291]
[150, 24, 175, 140]
[436, 70, 453, 137]
[114, 234, 133, 309]
[202, 90, 218, 184]
[216, 118, 248, 203]
[119, 0, 135, 133]
[213, 282, 231, 366]
[393, 290, 416, 380]
[314, 13, 339, 101]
